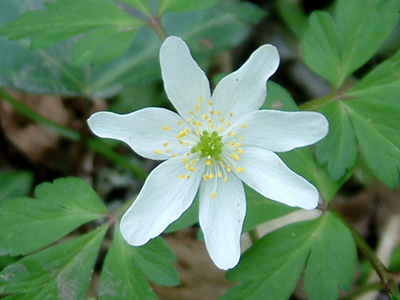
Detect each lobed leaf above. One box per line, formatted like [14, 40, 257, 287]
[346, 49, 400, 102]
[315, 101, 358, 180]
[0, 0, 263, 97]
[345, 99, 400, 188]
[0, 0, 145, 65]
[302, 0, 400, 88]
[223, 212, 356, 300]
[0, 226, 107, 299]
[0, 171, 33, 201]
[336, 0, 400, 80]
[99, 227, 157, 300]
[0, 177, 108, 256]
[304, 213, 357, 300]
[131, 237, 180, 286]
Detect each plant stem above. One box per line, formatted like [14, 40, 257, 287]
[147, 16, 168, 41]
[0, 88, 147, 180]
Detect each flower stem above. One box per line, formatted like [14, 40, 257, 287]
[328, 204, 396, 294]
[0, 88, 147, 180]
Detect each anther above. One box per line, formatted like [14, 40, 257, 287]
[162, 126, 170, 130]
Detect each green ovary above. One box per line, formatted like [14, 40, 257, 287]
[191, 131, 224, 160]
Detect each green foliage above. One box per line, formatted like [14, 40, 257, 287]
[158, 0, 223, 13]
[0, 178, 108, 256]
[0, 0, 144, 66]
[0, 0, 263, 97]
[0, 177, 181, 298]
[316, 101, 358, 180]
[99, 227, 158, 300]
[131, 237, 180, 286]
[0, 171, 33, 201]
[223, 212, 356, 300]
[0, 225, 108, 299]
[302, 0, 400, 88]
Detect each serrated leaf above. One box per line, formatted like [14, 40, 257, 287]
[0, 0, 263, 97]
[302, 0, 400, 88]
[0, 171, 33, 201]
[158, 0, 222, 13]
[0, 177, 108, 256]
[223, 218, 318, 300]
[0, 0, 144, 65]
[223, 213, 356, 300]
[316, 101, 358, 180]
[336, 0, 400, 79]
[132, 237, 180, 286]
[346, 49, 400, 102]
[345, 99, 400, 188]
[304, 213, 356, 300]
[99, 227, 157, 300]
[0, 226, 107, 299]
[302, 11, 341, 87]
[35, 177, 108, 215]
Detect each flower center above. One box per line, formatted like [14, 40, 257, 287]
[191, 131, 223, 161]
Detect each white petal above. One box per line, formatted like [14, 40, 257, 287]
[199, 172, 246, 270]
[236, 147, 319, 210]
[87, 108, 193, 160]
[228, 110, 329, 152]
[160, 36, 211, 119]
[120, 157, 204, 246]
[211, 44, 279, 123]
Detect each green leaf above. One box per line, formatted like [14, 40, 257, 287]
[158, 0, 223, 13]
[243, 186, 297, 232]
[336, 0, 400, 79]
[35, 177, 108, 215]
[0, 177, 108, 256]
[0, 225, 107, 299]
[117, 0, 152, 15]
[304, 213, 357, 300]
[315, 101, 358, 180]
[223, 218, 317, 300]
[302, 11, 341, 87]
[346, 49, 400, 102]
[223, 213, 356, 300]
[263, 81, 299, 111]
[302, 0, 400, 88]
[0, 0, 144, 65]
[0, 171, 33, 201]
[0, 0, 263, 97]
[99, 227, 157, 300]
[345, 99, 400, 188]
[132, 237, 180, 286]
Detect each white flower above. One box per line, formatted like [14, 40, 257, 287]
[87, 36, 329, 270]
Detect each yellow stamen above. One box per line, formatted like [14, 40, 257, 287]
[195, 104, 200, 111]
[179, 175, 186, 179]
[231, 153, 240, 160]
[241, 124, 247, 128]
[229, 112, 234, 117]
[208, 100, 213, 106]
[224, 177, 228, 182]
[236, 167, 245, 173]
[189, 111, 194, 115]
[163, 142, 169, 147]
[154, 150, 163, 154]
[218, 171, 222, 178]
[177, 120, 183, 125]
[162, 126, 170, 130]
[211, 191, 216, 198]
[197, 96, 203, 103]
